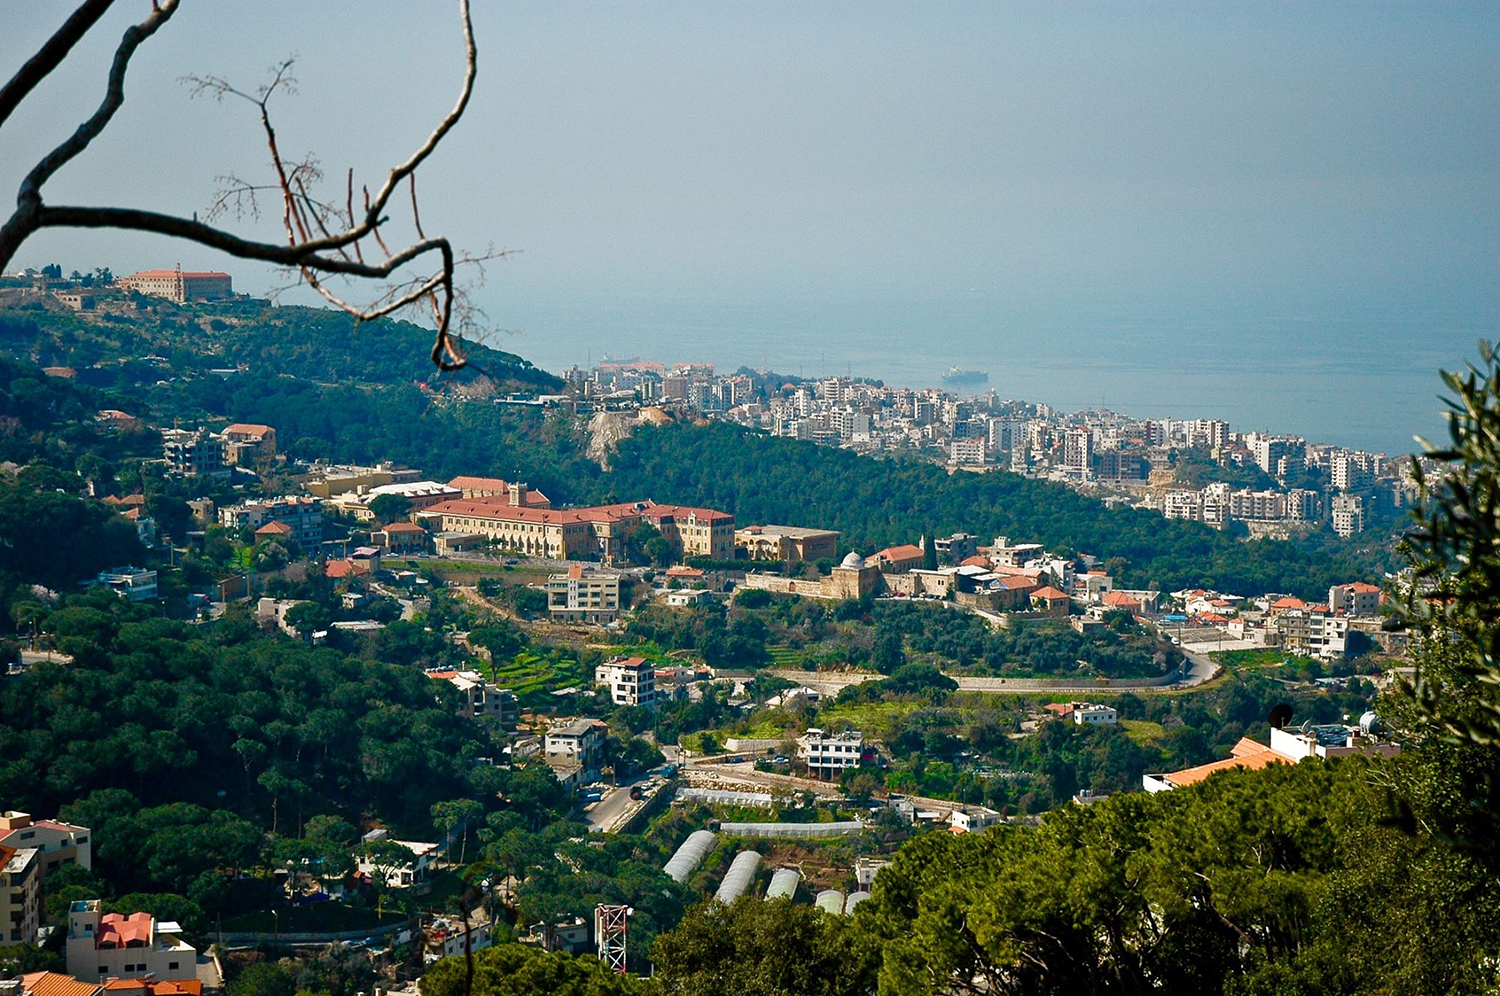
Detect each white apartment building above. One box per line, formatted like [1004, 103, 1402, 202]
[0, 844, 39, 945]
[1064, 427, 1093, 479]
[355, 839, 439, 888]
[66, 901, 197, 983]
[546, 565, 623, 625]
[1162, 491, 1203, 521]
[94, 567, 157, 601]
[1331, 494, 1365, 537]
[0, 812, 91, 879]
[949, 439, 987, 465]
[799, 728, 867, 778]
[594, 655, 657, 708]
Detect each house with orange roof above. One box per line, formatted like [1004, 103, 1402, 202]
[374, 520, 428, 554]
[1328, 581, 1383, 616]
[872, 544, 925, 574]
[1144, 715, 1399, 793]
[254, 520, 294, 542]
[218, 423, 276, 466]
[20, 972, 100, 996]
[1028, 586, 1071, 617]
[1101, 590, 1142, 614]
[0, 811, 90, 882]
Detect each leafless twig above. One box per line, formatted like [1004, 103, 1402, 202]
[0, 0, 491, 372]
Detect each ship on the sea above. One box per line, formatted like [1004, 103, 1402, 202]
[941, 366, 989, 387]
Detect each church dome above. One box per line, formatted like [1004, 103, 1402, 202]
[839, 551, 867, 570]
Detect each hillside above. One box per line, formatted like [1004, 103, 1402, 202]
[0, 294, 561, 395]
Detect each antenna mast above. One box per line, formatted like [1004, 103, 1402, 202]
[595, 904, 630, 974]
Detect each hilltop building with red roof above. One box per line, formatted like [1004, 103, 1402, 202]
[118, 267, 231, 303]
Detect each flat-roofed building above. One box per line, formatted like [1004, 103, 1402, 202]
[547, 565, 623, 624]
[0, 844, 40, 944]
[426, 669, 518, 728]
[734, 524, 841, 564]
[798, 727, 867, 778]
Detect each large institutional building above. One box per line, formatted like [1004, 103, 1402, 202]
[118, 267, 232, 303]
[417, 498, 732, 562]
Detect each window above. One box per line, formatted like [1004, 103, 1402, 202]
[169, 962, 180, 971]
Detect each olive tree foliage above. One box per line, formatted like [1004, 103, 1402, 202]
[1398, 339, 1500, 858]
[0, 0, 494, 370]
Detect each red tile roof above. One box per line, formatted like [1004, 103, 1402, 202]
[1102, 591, 1141, 609]
[255, 521, 293, 535]
[1344, 582, 1381, 593]
[126, 269, 228, 279]
[960, 555, 991, 568]
[381, 522, 426, 533]
[1270, 597, 1306, 610]
[221, 423, 274, 438]
[1032, 586, 1069, 600]
[1162, 742, 1288, 787]
[98, 911, 153, 946]
[324, 559, 367, 578]
[22, 972, 100, 996]
[874, 544, 924, 563]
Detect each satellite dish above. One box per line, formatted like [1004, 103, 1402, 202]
[1300, 719, 1312, 735]
[1268, 703, 1294, 730]
[1359, 711, 1381, 735]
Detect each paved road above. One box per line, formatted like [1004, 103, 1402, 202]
[769, 650, 1221, 697]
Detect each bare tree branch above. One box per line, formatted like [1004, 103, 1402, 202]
[0, 0, 116, 129]
[0, 0, 488, 373]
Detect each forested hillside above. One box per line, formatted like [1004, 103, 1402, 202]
[0, 300, 561, 395]
[593, 422, 1392, 599]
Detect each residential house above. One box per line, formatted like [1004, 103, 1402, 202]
[1144, 714, 1398, 793]
[218, 423, 276, 467]
[594, 656, 657, 709]
[544, 719, 607, 784]
[427, 670, 518, 728]
[355, 838, 439, 888]
[65, 901, 197, 983]
[93, 568, 156, 602]
[798, 728, 867, 778]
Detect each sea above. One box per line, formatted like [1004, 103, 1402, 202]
[483, 289, 1495, 456]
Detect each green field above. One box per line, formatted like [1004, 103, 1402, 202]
[493, 651, 590, 703]
[816, 699, 924, 738]
[1213, 648, 1316, 671]
[1120, 719, 1166, 745]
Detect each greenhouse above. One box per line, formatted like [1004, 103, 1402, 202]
[765, 867, 801, 901]
[663, 829, 718, 884]
[714, 849, 763, 903]
[815, 889, 846, 914]
[844, 890, 871, 913]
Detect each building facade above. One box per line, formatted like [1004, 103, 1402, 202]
[0, 844, 40, 945]
[118, 268, 232, 303]
[547, 566, 623, 624]
[65, 902, 197, 983]
[593, 655, 657, 708]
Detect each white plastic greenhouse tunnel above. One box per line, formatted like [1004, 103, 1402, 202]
[714, 850, 763, 903]
[663, 829, 718, 884]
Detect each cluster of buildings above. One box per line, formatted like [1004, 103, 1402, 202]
[161, 422, 276, 478]
[555, 358, 1420, 539]
[0, 811, 92, 947]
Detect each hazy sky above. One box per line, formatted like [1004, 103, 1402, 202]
[4, 1, 1497, 442]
